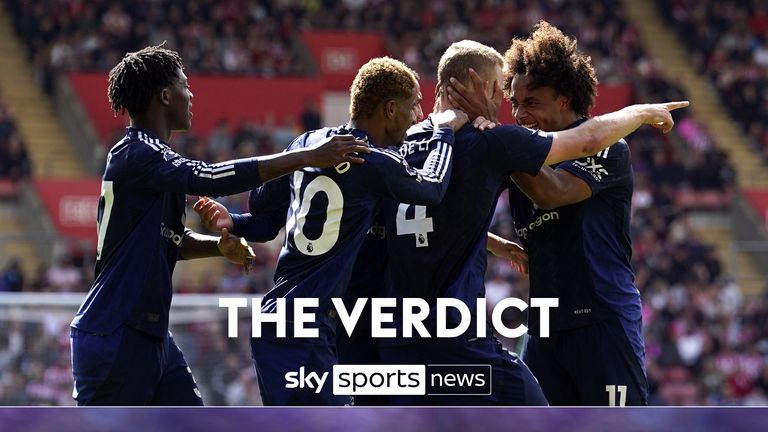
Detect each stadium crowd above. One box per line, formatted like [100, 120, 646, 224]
[655, 0, 768, 161]
[0, 0, 764, 406]
[0, 95, 31, 183]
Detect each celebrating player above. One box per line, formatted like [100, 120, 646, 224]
[69, 45, 371, 406]
[378, 39, 687, 405]
[200, 57, 466, 406]
[452, 22, 651, 405]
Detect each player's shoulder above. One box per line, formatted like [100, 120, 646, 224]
[595, 138, 630, 161]
[365, 146, 405, 166]
[406, 119, 434, 137]
[484, 124, 550, 141]
[290, 127, 338, 151]
[110, 129, 173, 162]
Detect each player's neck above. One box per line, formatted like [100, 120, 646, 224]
[347, 118, 388, 148]
[130, 113, 171, 142]
[553, 112, 582, 131]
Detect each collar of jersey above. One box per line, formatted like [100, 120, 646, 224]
[337, 124, 374, 147]
[565, 117, 588, 130]
[125, 127, 169, 147]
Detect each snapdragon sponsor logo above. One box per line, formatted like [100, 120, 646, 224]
[284, 364, 491, 396]
[515, 210, 559, 240]
[160, 223, 183, 245]
[219, 297, 558, 339]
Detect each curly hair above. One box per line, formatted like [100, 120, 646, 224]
[503, 21, 598, 117]
[436, 40, 503, 96]
[107, 44, 183, 116]
[349, 57, 418, 120]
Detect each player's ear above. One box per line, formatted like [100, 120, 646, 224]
[384, 99, 397, 120]
[160, 87, 171, 106]
[558, 94, 570, 111]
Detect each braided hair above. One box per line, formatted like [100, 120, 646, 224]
[107, 45, 183, 116]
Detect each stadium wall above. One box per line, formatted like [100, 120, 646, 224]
[68, 73, 633, 144]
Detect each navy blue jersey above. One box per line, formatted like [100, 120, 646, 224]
[72, 127, 263, 338]
[230, 174, 389, 301]
[508, 120, 640, 337]
[253, 125, 455, 331]
[382, 120, 552, 332]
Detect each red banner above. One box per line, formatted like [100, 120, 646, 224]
[68, 73, 324, 143]
[301, 31, 387, 90]
[34, 179, 101, 244]
[744, 188, 768, 231]
[69, 70, 631, 145]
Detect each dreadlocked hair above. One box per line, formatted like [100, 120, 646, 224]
[107, 44, 183, 116]
[503, 21, 598, 117]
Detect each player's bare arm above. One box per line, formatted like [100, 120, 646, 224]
[546, 101, 689, 165]
[193, 196, 233, 232]
[463, 90, 688, 165]
[256, 135, 371, 183]
[510, 166, 592, 210]
[487, 232, 529, 275]
[179, 228, 255, 272]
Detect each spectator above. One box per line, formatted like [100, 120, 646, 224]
[299, 98, 321, 132]
[46, 254, 82, 293]
[0, 259, 24, 292]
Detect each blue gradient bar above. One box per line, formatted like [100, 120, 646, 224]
[1, 408, 767, 432]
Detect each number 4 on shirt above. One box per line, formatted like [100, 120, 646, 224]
[396, 203, 433, 247]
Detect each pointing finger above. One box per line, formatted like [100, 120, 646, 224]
[663, 101, 690, 111]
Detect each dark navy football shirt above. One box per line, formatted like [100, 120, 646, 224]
[507, 119, 642, 358]
[382, 119, 552, 336]
[72, 127, 264, 338]
[243, 125, 455, 332]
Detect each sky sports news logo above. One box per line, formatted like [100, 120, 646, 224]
[285, 364, 491, 396]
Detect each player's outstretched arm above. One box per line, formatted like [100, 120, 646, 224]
[545, 101, 689, 165]
[179, 228, 256, 272]
[257, 135, 371, 183]
[133, 135, 370, 198]
[487, 232, 529, 274]
[371, 109, 467, 206]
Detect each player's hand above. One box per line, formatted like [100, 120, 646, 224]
[305, 135, 371, 167]
[446, 68, 502, 122]
[193, 196, 234, 232]
[431, 108, 469, 132]
[487, 234, 529, 275]
[641, 101, 690, 134]
[218, 228, 256, 273]
[473, 115, 499, 131]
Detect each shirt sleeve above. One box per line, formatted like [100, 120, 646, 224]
[230, 175, 290, 242]
[126, 142, 262, 197]
[556, 140, 631, 195]
[366, 127, 455, 206]
[481, 125, 553, 176]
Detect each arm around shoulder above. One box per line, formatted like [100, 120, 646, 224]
[511, 167, 591, 210]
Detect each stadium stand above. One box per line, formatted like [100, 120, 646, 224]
[654, 0, 768, 162]
[0, 0, 765, 406]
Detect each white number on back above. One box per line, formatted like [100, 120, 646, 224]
[287, 172, 344, 256]
[396, 203, 433, 247]
[605, 385, 627, 406]
[96, 180, 114, 260]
